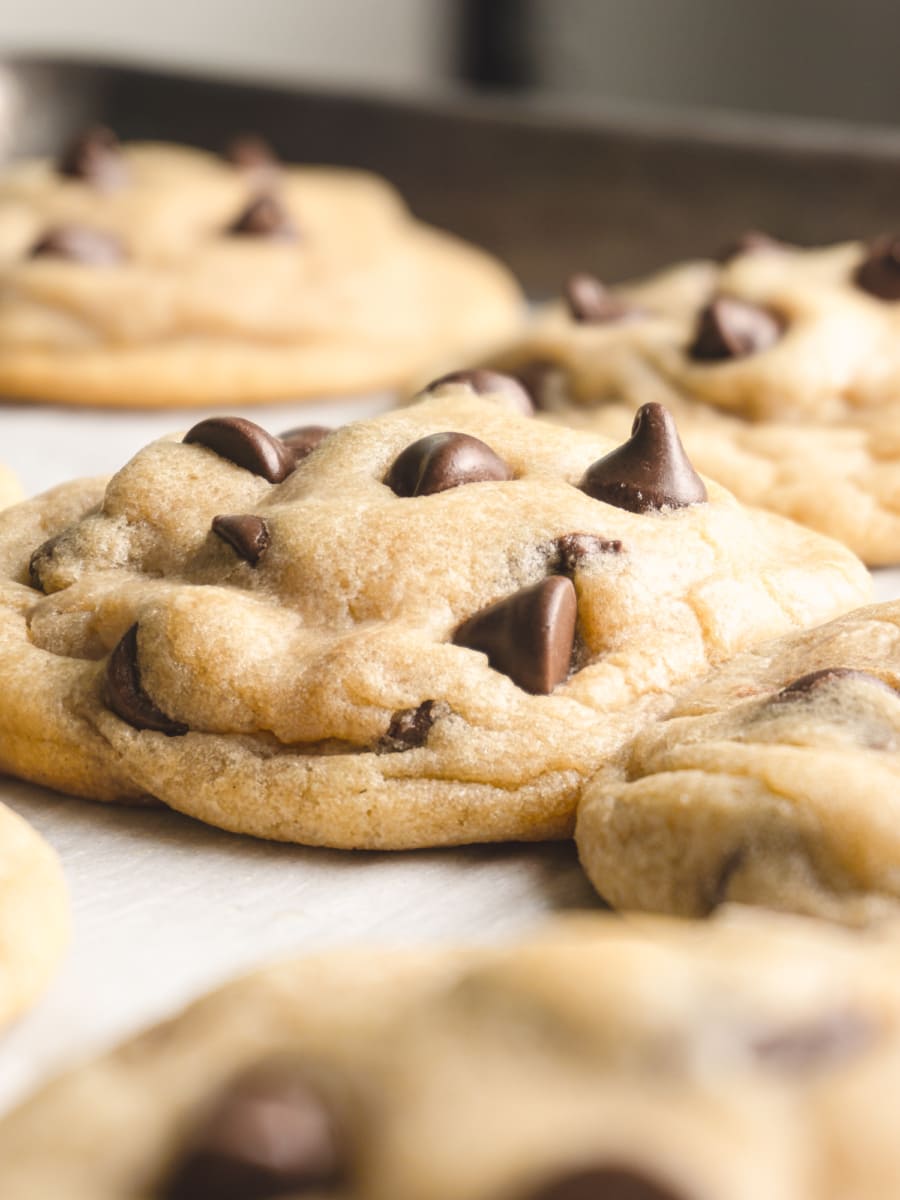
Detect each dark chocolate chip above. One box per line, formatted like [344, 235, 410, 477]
[774, 667, 897, 701]
[564, 272, 634, 324]
[424, 369, 534, 415]
[277, 425, 333, 462]
[752, 1010, 874, 1071]
[106, 625, 188, 737]
[212, 515, 271, 566]
[511, 359, 568, 412]
[229, 194, 298, 241]
[184, 417, 296, 483]
[688, 296, 783, 361]
[225, 134, 279, 172]
[717, 230, 786, 263]
[579, 403, 707, 514]
[58, 125, 128, 190]
[161, 1067, 343, 1200]
[855, 235, 900, 301]
[377, 700, 441, 753]
[385, 432, 513, 497]
[453, 576, 576, 695]
[528, 1166, 686, 1200]
[550, 533, 623, 574]
[30, 225, 125, 266]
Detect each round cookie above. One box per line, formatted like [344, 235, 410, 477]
[0, 802, 68, 1030]
[2, 378, 869, 848]
[0, 131, 523, 407]
[577, 599, 900, 923]
[2, 910, 900, 1198]
[491, 238, 900, 563]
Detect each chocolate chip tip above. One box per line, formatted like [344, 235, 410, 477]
[689, 295, 783, 362]
[184, 416, 296, 484]
[211, 514, 271, 566]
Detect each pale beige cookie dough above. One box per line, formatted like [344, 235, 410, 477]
[0, 802, 68, 1030]
[0, 379, 869, 848]
[492, 238, 900, 563]
[0, 134, 523, 407]
[3, 910, 900, 1199]
[578, 599, 900, 923]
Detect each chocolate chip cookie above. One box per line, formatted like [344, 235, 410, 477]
[2, 910, 900, 1198]
[0, 129, 522, 406]
[0, 802, 68, 1030]
[3, 377, 868, 848]
[492, 237, 900, 564]
[578, 599, 900, 923]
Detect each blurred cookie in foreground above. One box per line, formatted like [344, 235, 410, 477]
[0, 377, 868, 847]
[4, 911, 900, 1197]
[492, 236, 900, 563]
[0, 128, 523, 407]
[0, 464, 22, 509]
[578, 600, 900, 924]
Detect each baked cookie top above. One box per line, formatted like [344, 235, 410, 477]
[0, 801, 68, 1031]
[2, 909, 899, 1198]
[0, 130, 522, 406]
[2, 378, 868, 848]
[578, 600, 900, 924]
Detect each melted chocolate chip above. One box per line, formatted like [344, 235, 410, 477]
[161, 1067, 343, 1200]
[229, 194, 298, 241]
[385, 432, 513, 497]
[377, 700, 442, 753]
[225, 134, 279, 172]
[106, 625, 188, 737]
[564, 272, 634, 324]
[717, 230, 786, 263]
[30, 225, 125, 266]
[425, 369, 534, 415]
[58, 125, 128, 190]
[212, 515, 271, 566]
[774, 667, 897, 701]
[752, 1010, 874, 1071]
[277, 425, 333, 462]
[689, 296, 783, 361]
[855, 235, 900, 301]
[454, 576, 577, 695]
[184, 417, 296, 483]
[579, 403, 707, 514]
[550, 533, 623, 574]
[529, 1166, 685, 1200]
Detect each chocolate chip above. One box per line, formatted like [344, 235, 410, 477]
[106, 625, 188, 737]
[564, 272, 634, 324]
[528, 1166, 686, 1200]
[225, 134, 279, 173]
[752, 1010, 874, 1071]
[511, 359, 569, 412]
[774, 667, 897, 701]
[58, 125, 128, 190]
[160, 1066, 343, 1200]
[688, 296, 783, 361]
[454, 576, 576, 695]
[377, 700, 442, 753]
[385, 432, 513, 497]
[424, 369, 534, 415]
[212, 515, 271, 566]
[229, 194, 298, 241]
[855, 235, 900, 301]
[184, 417, 296, 483]
[579, 403, 707, 514]
[717, 230, 786, 263]
[550, 533, 622, 574]
[277, 425, 333, 462]
[30, 225, 125, 266]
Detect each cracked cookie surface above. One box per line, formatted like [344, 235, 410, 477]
[577, 600, 900, 923]
[3, 910, 900, 1198]
[0, 136, 522, 407]
[492, 239, 900, 563]
[2, 379, 869, 848]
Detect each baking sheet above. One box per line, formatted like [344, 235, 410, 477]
[0, 396, 897, 1117]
